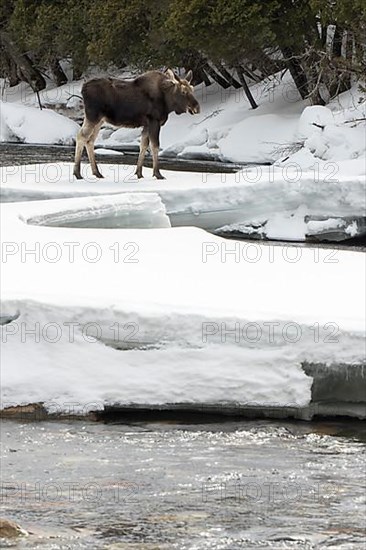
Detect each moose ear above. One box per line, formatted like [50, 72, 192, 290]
[185, 70, 193, 83]
[165, 68, 177, 83]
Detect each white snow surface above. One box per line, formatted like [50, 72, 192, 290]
[1, 196, 365, 412]
[94, 148, 124, 156]
[0, 101, 79, 144]
[219, 114, 299, 163]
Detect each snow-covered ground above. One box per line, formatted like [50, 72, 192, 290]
[0, 72, 365, 418]
[1, 195, 365, 417]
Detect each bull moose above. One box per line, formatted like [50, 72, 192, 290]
[73, 69, 200, 180]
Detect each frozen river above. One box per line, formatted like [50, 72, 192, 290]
[1, 419, 365, 549]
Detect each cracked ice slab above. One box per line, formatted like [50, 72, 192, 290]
[18, 192, 170, 229]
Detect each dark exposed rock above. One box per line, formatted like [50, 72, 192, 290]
[0, 518, 28, 538]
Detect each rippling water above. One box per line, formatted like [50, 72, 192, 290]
[1, 419, 365, 549]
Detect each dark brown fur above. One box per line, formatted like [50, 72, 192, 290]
[73, 70, 200, 180]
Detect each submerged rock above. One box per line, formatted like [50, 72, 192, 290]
[0, 518, 28, 538]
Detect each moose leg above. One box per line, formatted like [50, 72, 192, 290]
[135, 127, 149, 179]
[73, 119, 97, 179]
[73, 133, 86, 180]
[148, 120, 164, 179]
[85, 121, 104, 178]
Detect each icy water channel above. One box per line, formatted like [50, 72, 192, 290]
[0, 142, 245, 173]
[1, 419, 365, 549]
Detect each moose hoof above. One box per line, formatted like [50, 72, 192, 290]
[154, 173, 165, 180]
[135, 171, 144, 179]
[73, 171, 83, 180]
[94, 172, 104, 179]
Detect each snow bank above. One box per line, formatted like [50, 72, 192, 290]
[306, 124, 365, 161]
[298, 105, 335, 138]
[0, 197, 365, 415]
[1, 301, 314, 411]
[219, 114, 299, 163]
[275, 89, 366, 170]
[0, 101, 79, 144]
[296, 103, 366, 162]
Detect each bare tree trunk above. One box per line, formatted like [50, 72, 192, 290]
[1, 48, 21, 86]
[198, 67, 211, 86]
[51, 59, 68, 86]
[9, 58, 20, 87]
[254, 52, 286, 77]
[0, 31, 46, 91]
[328, 27, 352, 97]
[72, 63, 83, 80]
[182, 51, 210, 86]
[187, 65, 211, 86]
[215, 63, 241, 88]
[341, 30, 353, 91]
[238, 64, 262, 83]
[202, 62, 231, 88]
[320, 25, 327, 49]
[332, 26, 343, 57]
[281, 46, 310, 100]
[236, 68, 258, 109]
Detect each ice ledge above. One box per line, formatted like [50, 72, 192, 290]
[19, 192, 171, 229]
[1, 162, 365, 242]
[1, 399, 365, 422]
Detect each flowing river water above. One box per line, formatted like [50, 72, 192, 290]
[0, 144, 365, 549]
[1, 419, 366, 549]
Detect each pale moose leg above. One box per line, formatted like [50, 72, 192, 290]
[73, 119, 100, 179]
[135, 127, 149, 179]
[148, 120, 164, 179]
[85, 121, 104, 178]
